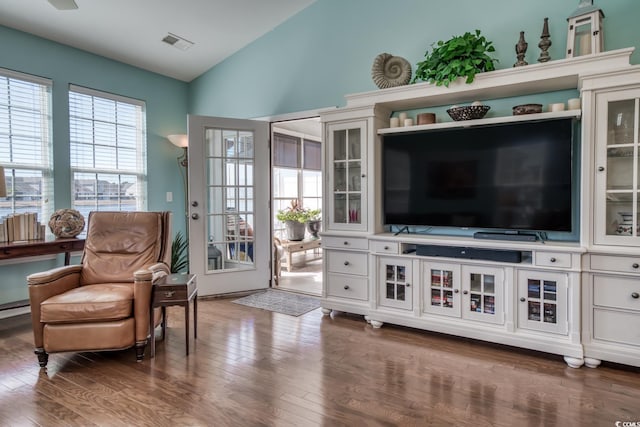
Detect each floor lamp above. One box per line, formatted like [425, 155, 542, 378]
[167, 134, 188, 217]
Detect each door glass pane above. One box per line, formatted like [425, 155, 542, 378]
[348, 194, 361, 224]
[470, 273, 481, 292]
[544, 303, 557, 323]
[347, 128, 361, 160]
[483, 295, 495, 314]
[431, 288, 441, 306]
[348, 161, 361, 191]
[205, 127, 254, 271]
[386, 265, 395, 281]
[334, 130, 346, 161]
[397, 284, 405, 301]
[528, 301, 541, 321]
[397, 266, 405, 282]
[431, 270, 441, 286]
[443, 290, 453, 308]
[543, 280, 557, 301]
[386, 283, 395, 299]
[334, 193, 346, 223]
[528, 279, 541, 299]
[484, 275, 495, 294]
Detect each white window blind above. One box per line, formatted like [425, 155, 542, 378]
[69, 85, 147, 220]
[0, 68, 53, 225]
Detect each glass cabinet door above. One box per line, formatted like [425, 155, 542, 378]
[378, 258, 412, 310]
[327, 121, 367, 231]
[517, 271, 567, 334]
[595, 90, 640, 245]
[422, 262, 461, 317]
[461, 266, 504, 324]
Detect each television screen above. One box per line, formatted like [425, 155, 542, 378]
[382, 118, 574, 232]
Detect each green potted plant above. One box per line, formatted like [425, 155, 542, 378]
[412, 30, 497, 87]
[170, 230, 189, 273]
[276, 199, 321, 241]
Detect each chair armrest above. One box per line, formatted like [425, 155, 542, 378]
[27, 265, 83, 349]
[132, 262, 170, 344]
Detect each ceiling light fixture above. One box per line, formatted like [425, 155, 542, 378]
[162, 33, 194, 51]
[47, 0, 79, 10]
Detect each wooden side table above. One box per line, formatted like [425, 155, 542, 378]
[149, 273, 197, 357]
[280, 238, 322, 272]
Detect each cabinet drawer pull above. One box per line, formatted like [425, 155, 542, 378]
[550, 257, 556, 263]
[463, 290, 468, 295]
[633, 263, 639, 269]
[384, 246, 389, 250]
[520, 297, 526, 302]
[343, 241, 349, 246]
[164, 291, 175, 298]
[406, 283, 410, 287]
[632, 292, 639, 299]
[344, 261, 350, 266]
[598, 166, 605, 172]
[454, 289, 459, 293]
[344, 285, 350, 290]
[361, 174, 366, 178]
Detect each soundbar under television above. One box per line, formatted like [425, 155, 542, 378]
[382, 118, 574, 233]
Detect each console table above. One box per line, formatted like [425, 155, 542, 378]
[0, 237, 85, 311]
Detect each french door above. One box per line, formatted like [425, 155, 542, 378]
[187, 115, 270, 295]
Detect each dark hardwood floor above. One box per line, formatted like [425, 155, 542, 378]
[1, 297, 640, 426]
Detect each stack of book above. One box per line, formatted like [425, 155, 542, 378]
[0, 212, 46, 243]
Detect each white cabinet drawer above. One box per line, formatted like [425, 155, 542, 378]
[593, 309, 640, 346]
[370, 240, 399, 254]
[593, 275, 640, 311]
[323, 236, 368, 250]
[534, 251, 572, 268]
[590, 254, 640, 274]
[327, 250, 368, 275]
[327, 273, 368, 300]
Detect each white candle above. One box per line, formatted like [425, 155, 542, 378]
[398, 112, 407, 126]
[568, 98, 581, 110]
[404, 118, 414, 127]
[389, 117, 400, 128]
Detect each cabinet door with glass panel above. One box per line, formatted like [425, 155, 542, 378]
[517, 270, 568, 335]
[326, 120, 367, 231]
[461, 265, 504, 325]
[378, 257, 413, 310]
[594, 88, 640, 245]
[422, 262, 461, 317]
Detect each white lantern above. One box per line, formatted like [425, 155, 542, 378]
[566, 0, 604, 58]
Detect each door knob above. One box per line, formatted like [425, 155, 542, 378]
[632, 292, 639, 299]
[598, 166, 605, 172]
[520, 297, 526, 302]
[191, 201, 199, 207]
[191, 213, 199, 220]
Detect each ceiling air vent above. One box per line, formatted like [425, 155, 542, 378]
[162, 33, 194, 51]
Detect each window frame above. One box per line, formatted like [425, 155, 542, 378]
[68, 84, 147, 218]
[0, 67, 54, 227]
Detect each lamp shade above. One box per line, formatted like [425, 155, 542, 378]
[168, 134, 188, 148]
[0, 166, 6, 198]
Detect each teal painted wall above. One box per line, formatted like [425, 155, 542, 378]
[0, 25, 189, 306]
[189, 0, 640, 117]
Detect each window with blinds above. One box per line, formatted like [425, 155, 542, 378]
[69, 85, 147, 220]
[0, 68, 53, 225]
[272, 132, 322, 239]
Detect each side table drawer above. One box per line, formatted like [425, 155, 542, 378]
[154, 275, 196, 304]
[327, 250, 368, 276]
[593, 275, 640, 312]
[590, 254, 640, 274]
[327, 273, 368, 300]
[323, 236, 368, 250]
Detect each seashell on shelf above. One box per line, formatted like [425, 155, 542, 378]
[371, 53, 412, 89]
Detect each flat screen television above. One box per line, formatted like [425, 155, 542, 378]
[382, 118, 574, 233]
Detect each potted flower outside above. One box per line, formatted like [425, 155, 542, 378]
[276, 200, 321, 241]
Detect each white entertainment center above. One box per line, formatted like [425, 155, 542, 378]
[319, 48, 640, 368]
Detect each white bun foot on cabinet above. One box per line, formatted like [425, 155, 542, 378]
[364, 315, 371, 323]
[321, 308, 332, 316]
[584, 358, 602, 368]
[369, 320, 384, 329]
[563, 356, 585, 369]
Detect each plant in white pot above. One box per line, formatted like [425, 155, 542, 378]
[276, 199, 321, 241]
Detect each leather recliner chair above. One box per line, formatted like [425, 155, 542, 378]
[27, 211, 172, 368]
